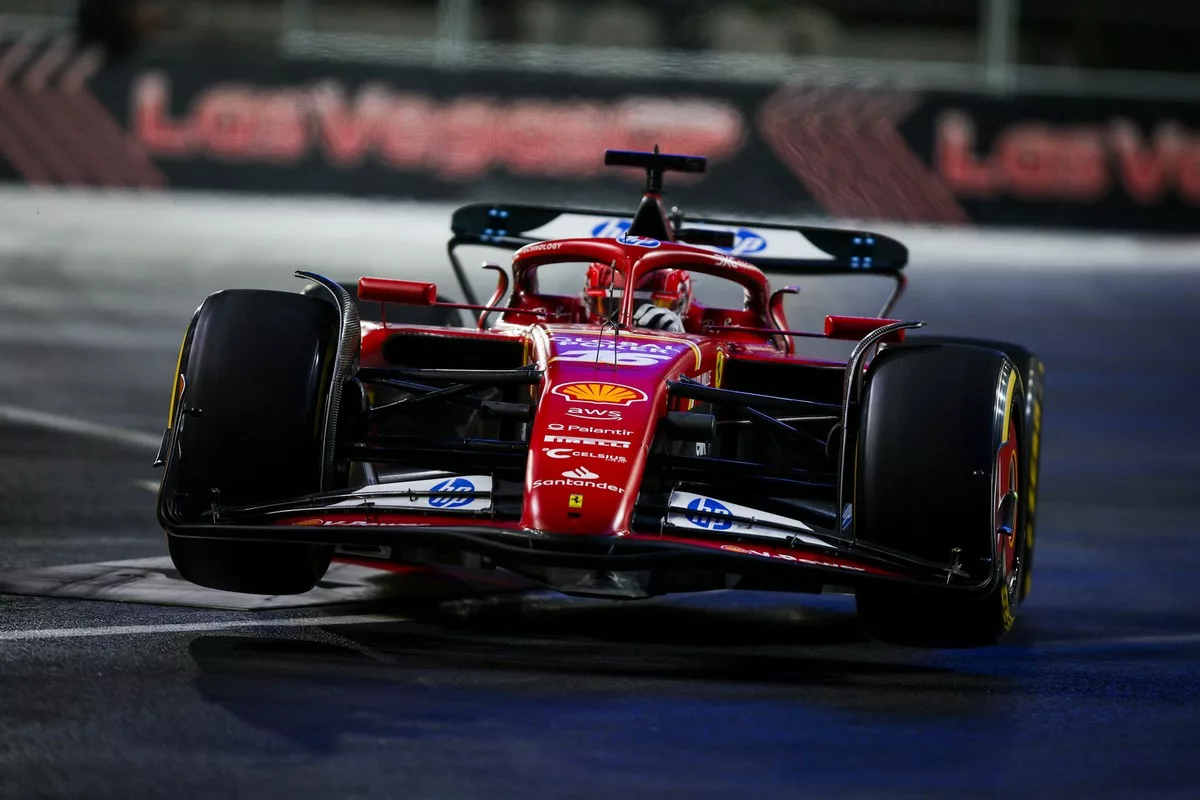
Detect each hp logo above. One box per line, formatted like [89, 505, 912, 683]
[592, 219, 632, 238]
[428, 478, 476, 509]
[684, 496, 733, 531]
[616, 234, 660, 248]
[727, 228, 767, 255]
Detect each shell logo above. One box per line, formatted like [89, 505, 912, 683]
[553, 382, 648, 406]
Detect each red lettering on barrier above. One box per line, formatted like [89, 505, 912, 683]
[311, 81, 389, 167]
[436, 99, 495, 179]
[194, 87, 258, 159]
[1110, 119, 1179, 204]
[558, 104, 607, 176]
[1177, 143, 1200, 204]
[498, 101, 556, 176]
[996, 125, 1059, 198]
[934, 112, 993, 195]
[612, 98, 744, 173]
[1059, 130, 1109, 200]
[936, 110, 1200, 205]
[377, 94, 432, 169]
[133, 73, 191, 156]
[991, 125, 1107, 201]
[132, 75, 746, 181]
[136, 78, 311, 162]
[256, 90, 308, 163]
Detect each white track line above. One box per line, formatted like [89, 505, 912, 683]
[0, 613, 407, 641]
[0, 404, 160, 450]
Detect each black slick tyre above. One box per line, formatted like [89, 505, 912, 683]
[163, 289, 340, 595]
[853, 343, 1025, 648]
[900, 334, 1044, 601]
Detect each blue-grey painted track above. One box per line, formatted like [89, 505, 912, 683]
[2, 246, 1199, 799]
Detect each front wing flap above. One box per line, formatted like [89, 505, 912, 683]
[159, 507, 998, 600]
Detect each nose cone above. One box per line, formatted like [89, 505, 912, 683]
[522, 331, 699, 536]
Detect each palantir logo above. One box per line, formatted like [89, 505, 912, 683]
[685, 496, 733, 531]
[428, 477, 476, 509]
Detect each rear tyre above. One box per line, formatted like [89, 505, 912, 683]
[853, 343, 1024, 647]
[163, 289, 340, 595]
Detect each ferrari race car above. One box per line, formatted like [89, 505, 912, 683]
[154, 148, 1045, 648]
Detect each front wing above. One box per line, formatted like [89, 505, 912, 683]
[159, 503, 1000, 601]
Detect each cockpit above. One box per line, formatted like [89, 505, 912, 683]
[496, 241, 776, 338]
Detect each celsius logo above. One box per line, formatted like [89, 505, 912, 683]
[591, 220, 766, 255]
[562, 466, 599, 479]
[542, 448, 628, 463]
[684, 496, 733, 531]
[616, 234, 660, 248]
[428, 477, 476, 509]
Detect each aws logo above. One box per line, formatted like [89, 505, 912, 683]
[567, 407, 622, 421]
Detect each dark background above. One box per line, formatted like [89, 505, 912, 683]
[4, 40, 1200, 232]
[6, 0, 1200, 232]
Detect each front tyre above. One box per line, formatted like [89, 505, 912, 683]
[161, 289, 341, 595]
[853, 343, 1025, 648]
[900, 334, 1044, 602]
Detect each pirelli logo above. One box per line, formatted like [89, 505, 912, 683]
[543, 435, 631, 450]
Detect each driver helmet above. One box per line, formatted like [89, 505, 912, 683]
[582, 263, 692, 321]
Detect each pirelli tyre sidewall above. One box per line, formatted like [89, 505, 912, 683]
[163, 289, 339, 595]
[853, 343, 1025, 648]
[897, 335, 1044, 602]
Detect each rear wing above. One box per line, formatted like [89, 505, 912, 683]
[446, 203, 908, 313]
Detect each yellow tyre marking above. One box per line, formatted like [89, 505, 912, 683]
[165, 333, 188, 426]
[1000, 366, 1017, 438]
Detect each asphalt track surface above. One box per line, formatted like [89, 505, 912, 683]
[2, 208, 1200, 798]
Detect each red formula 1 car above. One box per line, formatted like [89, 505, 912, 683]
[155, 149, 1045, 647]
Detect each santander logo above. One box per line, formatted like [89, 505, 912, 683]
[562, 466, 600, 479]
[532, 465, 626, 494]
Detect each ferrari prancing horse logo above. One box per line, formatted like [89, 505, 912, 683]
[553, 382, 648, 406]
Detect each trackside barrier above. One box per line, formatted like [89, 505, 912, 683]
[1, 37, 1200, 233]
